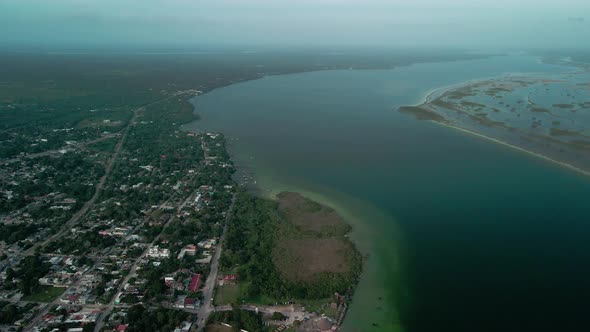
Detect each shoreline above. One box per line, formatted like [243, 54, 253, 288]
[433, 121, 590, 178]
[415, 54, 573, 105]
[241, 171, 406, 332]
[405, 60, 590, 180]
[183, 109, 399, 330]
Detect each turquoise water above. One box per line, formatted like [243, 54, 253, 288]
[184, 54, 590, 332]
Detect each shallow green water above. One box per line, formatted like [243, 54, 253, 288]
[184, 54, 590, 332]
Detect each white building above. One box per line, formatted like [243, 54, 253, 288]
[147, 246, 170, 258]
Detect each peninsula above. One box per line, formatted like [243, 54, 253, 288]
[399, 65, 590, 176]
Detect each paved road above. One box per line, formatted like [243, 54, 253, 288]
[1, 134, 120, 165]
[21, 108, 143, 331]
[196, 194, 236, 331]
[22, 109, 141, 257]
[22, 90, 195, 258]
[93, 186, 200, 332]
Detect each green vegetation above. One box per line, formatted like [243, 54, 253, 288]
[220, 191, 362, 303]
[0, 51, 476, 330]
[208, 309, 267, 332]
[22, 285, 65, 302]
[140, 259, 179, 302]
[87, 136, 119, 153]
[125, 304, 189, 332]
[3, 255, 49, 296]
[0, 301, 36, 325]
[1, 152, 104, 213]
[214, 284, 240, 305]
[0, 222, 41, 244]
[271, 311, 287, 321]
[42, 226, 117, 255]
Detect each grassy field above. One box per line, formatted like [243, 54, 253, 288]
[87, 136, 119, 153]
[274, 238, 352, 282]
[277, 191, 351, 235]
[22, 286, 66, 302]
[214, 284, 240, 305]
[273, 192, 360, 283]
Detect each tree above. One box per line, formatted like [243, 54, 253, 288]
[271, 312, 286, 321]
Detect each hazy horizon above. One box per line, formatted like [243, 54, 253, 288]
[1, 0, 589, 50]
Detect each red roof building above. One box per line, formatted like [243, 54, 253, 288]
[188, 274, 201, 292]
[117, 324, 128, 331]
[184, 297, 196, 308]
[222, 274, 238, 281]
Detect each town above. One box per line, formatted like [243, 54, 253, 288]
[1, 86, 354, 332]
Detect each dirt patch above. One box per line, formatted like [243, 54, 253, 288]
[277, 192, 350, 235]
[274, 237, 352, 282]
[206, 324, 233, 332]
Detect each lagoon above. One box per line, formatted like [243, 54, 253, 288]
[184, 54, 590, 332]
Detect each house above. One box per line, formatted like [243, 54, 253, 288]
[223, 275, 238, 282]
[188, 274, 201, 292]
[147, 245, 170, 258]
[60, 294, 78, 304]
[117, 324, 128, 332]
[197, 239, 216, 249]
[98, 227, 131, 237]
[164, 276, 175, 286]
[221, 274, 238, 285]
[173, 321, 192, 332]
[174, 295, 186, 309]
[184, 245, 197, 255]
[195, 256, 212, 264]
[184, 297, 196, 309]
[177, 245, 197, 260]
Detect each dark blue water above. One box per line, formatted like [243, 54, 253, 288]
[184, 54, 590, 332]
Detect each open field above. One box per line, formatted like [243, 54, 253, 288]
[215, 284, 240, 305]
[277, 191, 351, 235]
[274, 238, 352, 282]
[273, 192, 360, 284]
[22, 286, 66, 302]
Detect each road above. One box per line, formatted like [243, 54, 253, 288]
[214, 304, 308, 326]
[22, 108, 141, 257]
[20, 106, 144, 331]
[196, 195, 236, 331]
[1, 134, 121, 165]
[92, 186, 200, 332]
[13, 90, 205, 331]
[20, 189, 232, 332]
[22, 90, 196, 257]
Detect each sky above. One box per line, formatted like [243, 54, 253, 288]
[1, 0, 589, 49]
